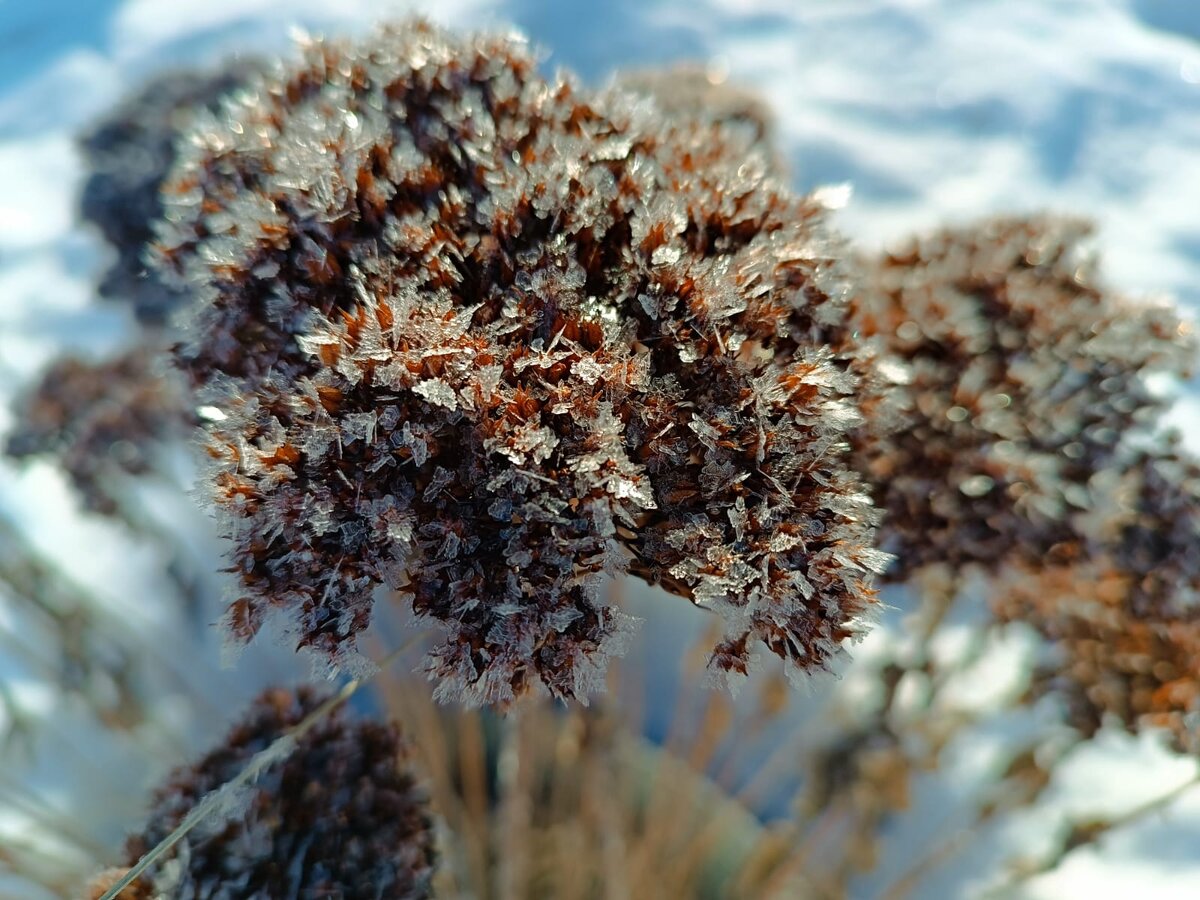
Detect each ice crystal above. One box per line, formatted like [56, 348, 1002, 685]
[121, 686, 435, 899]
[852, 215, 1195, 580]
[154, 21, 884, 704]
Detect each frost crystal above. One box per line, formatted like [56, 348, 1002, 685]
[156, 21, 884, 703]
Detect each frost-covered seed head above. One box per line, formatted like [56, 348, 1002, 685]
[155, 21, 886, 704]
[852, 215, 1195, 580]
[122, 686, 435, 898]
[5, 347, 193, 515]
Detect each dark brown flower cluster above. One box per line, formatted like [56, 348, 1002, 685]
[154, 22, 886, 703]
[851, 214, 1200, 749]
[852, 215, 1195, 580]
[994, 443, 1200, 751]
[4, 347, 193, 515]
[79, 63, 259, 325]
[122, 686, 435, 899]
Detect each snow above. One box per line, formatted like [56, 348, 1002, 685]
[1, 1, 1197, 897]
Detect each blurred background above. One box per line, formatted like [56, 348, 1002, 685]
[1, 1, 1198, 898]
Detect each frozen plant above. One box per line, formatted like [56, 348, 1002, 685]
[153, 20, 888, 704]
[842, 213, 1200, 755]
[5, 19, 1200, 900]
[993, 440, 1200, 753]
[851, 215, 1195, 580]
[5, 347, 194, 518]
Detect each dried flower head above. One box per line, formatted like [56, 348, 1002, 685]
[154, 21, 885, 703]
[5, 347, 193, 515]
[79, 63, 260, 325]
[852, 215, 1195, 580]
[121, 686, 435, 899]
[1107, 445, 1200, 619]
[994, 443, 1200, 751]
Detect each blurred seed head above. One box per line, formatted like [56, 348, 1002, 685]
[852, 215, 1195, 580]
[78, 63, 262, 325]
[615, 63, 780, 171]
[994, 443, 1200, 752]
[4, 347, 193, 516]
[121, 686, 435, 899]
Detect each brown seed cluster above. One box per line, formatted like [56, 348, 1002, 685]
[79, 63, 260, 325]
[153, 21, 885, 704]
[123, 686, 435, 899]
[994, 444, 1200, 751]
[4, 347, 193, 515]
[852, 215, 1195, 580]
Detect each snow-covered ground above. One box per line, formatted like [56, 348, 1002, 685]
[1, 1, 1198, 897]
